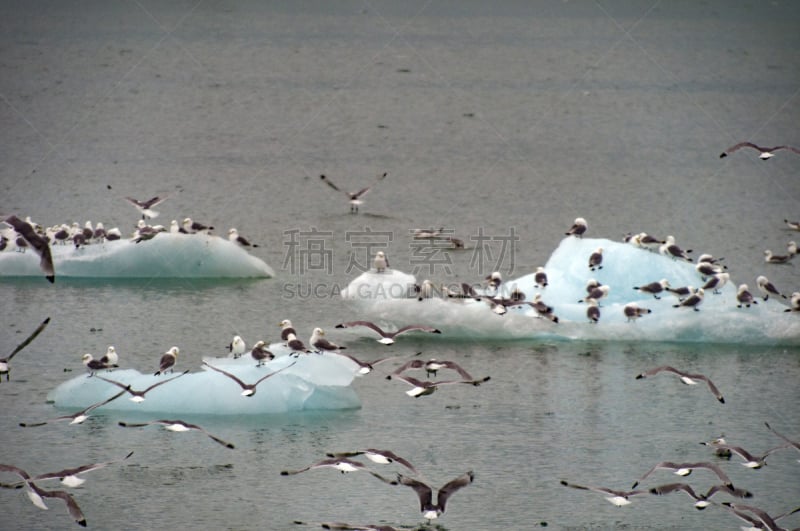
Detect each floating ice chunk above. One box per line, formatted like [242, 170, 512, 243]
[340, 268, 418, 301]
[47, 352, 360, 416]
[0, 233, 273, 279]
[342, 237, 800, 346]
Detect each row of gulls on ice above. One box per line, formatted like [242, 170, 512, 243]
[560, 360, 800, 528]
[282, 447, 474, 523]
[0, 452, 134, 527]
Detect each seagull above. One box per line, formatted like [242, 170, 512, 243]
[124, 196, 168, 219]
[0, 317, 50, 382]
[325, 449, 418, 474]
[396, 471, 474, 520]
[201, 361, 295, 397]
[764, 422, 800, 455]
[278, 319, 298, 341]
[756, 275, 787, 300]
[633, 279, 670, 299]
[764, 249, 793, 264]
[720, 142, 800, 160]
[785, 219, 800, 231]
[99, 346, 119, 367]
[588, 247, 603, 271]
[280, 458, 397, 485]
[334, 321, 441, 345]
[118, 419, 235, 449]
[391, 358, 474, 379]
[373, 251, 389, 273]
[649, 482, 752, 510]
[631, 461, 733, 489]
[154, 346, 179, 375]
[531, 293, 559, 323]
[702, 272, 730, 294]
[672, 287, 704, 311]
[666, 285, 694, 301]
[181, 217, 214, 234]
[560, 480, 647, 507]
[534, 266, 548, 288]
[710, 443, 791, 469]
[0, 464, 50, 511]
[249, 340, 274, 366]
[565, 217, 587, 238]
[787, 291, 800, 312]
[385, 373, 490, 398]
[90, 371, 189, 402]
[721, 503, 800, 531]
[285, 333, 311, 354]
[21, 451, 135, 489]
[736, 284, 758, 308]
[320, 172, 388, 213]
[326, 352, 415, 375]
[700, 436, 733, 459]
[228, 228, 258, 248]
[310, 327, 345, 352]
[586, 298, 600, 323]
[635, 365, 724, 403]
[227, 336, 246, 358]
[3, 215, 55, 283]
[623, 303, 652, 322]
[20, 388, 129, 427]
[81, 353, 112, 375]
[660, 235, 692, 262]
[28, 483, 87, 527]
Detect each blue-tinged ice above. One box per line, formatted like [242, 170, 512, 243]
[47, 349, 361, 415]
[0, 233, 273, 279]
[341, 237, 800, 346]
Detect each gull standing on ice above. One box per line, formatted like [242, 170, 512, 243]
[373, 251, 389, 273]
[787, 291, 800, 312]
[310, 327, 345, 352]
[534, 266, 548, 288]
[720, 142, 800, 160]
[588, 247, 603, 271]
[635, 365, 724, 403]
[182, 217, 214, 234]
[227, 336, 246, 358]
[736, 284, 758, 308]
[154, 346, 179, 375]
[672, 287, 704, 311]
[660, 235, 692, 262]
[228, 228, 258, 247]
[701, 272, 730, 294]
[81, 354, 112, 375]
[249, 340, 274, 366]
[278, 319, 297, 341]
[623, 303, 651, 322]
[99, 346, 119, 367]
[565, 217, 587, 238]
[633, 279, 670, 299]
[320, 172, 388, 213]
[0, 316, 50, 382]
[756, 275, 786, 300]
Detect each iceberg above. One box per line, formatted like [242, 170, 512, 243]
[47, 348, 361, 416]
[341, 237, 800, 346]
[0, 233, 274, 279]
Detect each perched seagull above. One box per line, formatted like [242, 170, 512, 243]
[385, 373, 490, 398]
[633, 279, 670, 299]
[702, 272, 730, 294]
[20, 388, 129, 427]
[201, 361, 295, 397]
[181, 217, 214, 234]
[320, 172, 388, 213]
[286, 332, 311, 354]
[90, 371, 189, 402]
[756, 275, 786, 301]
[635, 365, 724, 403]
[672, 287, 704, 311]
[720, 142, 800, 160]
[154, 346, 179, 376]
[373, 251, 389, 273]
[633, 232, 665, 251]
[81, 353, 112, 375]
[788, 241, 798, 255]
[531, 293, 560, 323]
[118, 419, 235, 449]
[280, 457, 397, 485]
[736, 284, 758, 308]
[98, 346, 119, 368]
[334, 321, 441, 345]
[278, 319, 298, 341]
[415, 279, 439, 301]
[565, 217, 587, 238]
[485, 271, 503, 292]
[666, 285, 694, 302]
[0, 317, 50, 382]
[623, 303, 651, 322]
[586, 298, 600, 323]
[660, 235, 692, 262]
[22, 451, 135, 489]
[588, 247, 603, 271]
[124, 196, 168, 219]
[579, 284, 610, 305]
[228, 228, 258, 248]
[764, 249, 793, 264]
[92, 221, 106, 240]
[787, 291, 800, 312]
[534, 266, 548, 288]
[310, 327, 345, 352]
[785, 219, 800, 231]
[227, 336, 246, 358]
[249, 340, 274, 366]
[649, 482, 752, 510]
[391, 358, 474, 379]
[710, 443, 791, 469]
[3, 215, 55, 283]
[105, 227, 122, 241]
[325, 449, 418, 474]
[396, 471, 474, 520]
[631, 461, 733, 489]
[560, 480, 647, 507]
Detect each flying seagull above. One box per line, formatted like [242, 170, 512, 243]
[3, 215, 54, 283]
[90, 371, 189, 402]
[720, 142, 800, 160]
[396, 471, 474, 520]
[560, 479, 648, 507]
[385, 373, 490, 398]
[320, 172, 388, 213]
[118, 419, 235, 449]
[124, 196, 168, 219]
[201, 361, 295, 396]
[635, 365, 724, 403]
[0, 317, 50, 382]
[324, 449, 418, 474]
[631, 461, 733, 489]
[334, 321, 441, 345]
[20, 388, 129, 427]
[280, 457, 397, 485]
